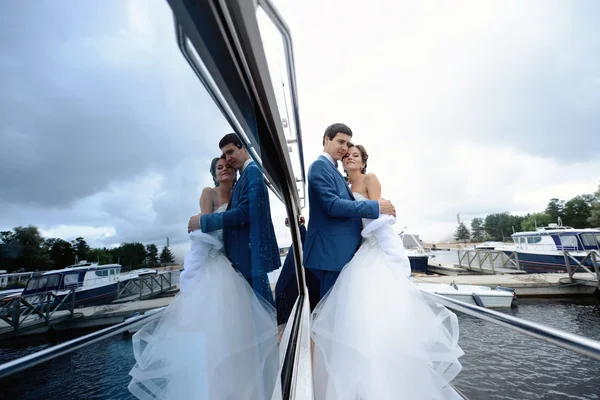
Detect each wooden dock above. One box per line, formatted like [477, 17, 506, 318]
[0, 295, 176, 339]
[412, 273, 599, 297]
[427, 261, 469, 276]
[428, 260, 527, 276]
[455, 249, 529, 275]
[53, 296, 175, 331]
[114, 271, 176, 301]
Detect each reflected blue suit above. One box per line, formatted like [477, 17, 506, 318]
[303, 156, 379, 300]
[201, 160, 280, 305]
[274, 224, 322, 324]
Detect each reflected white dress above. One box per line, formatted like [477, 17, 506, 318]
[128, 203, 279, 400]
[311, 193, 464, 400]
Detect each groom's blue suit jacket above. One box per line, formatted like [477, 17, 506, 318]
[200, 161, 280, 278]
[303, 155, 379, 272]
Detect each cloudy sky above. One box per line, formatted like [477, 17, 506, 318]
[1, 1, 599, 261]
[272, 0, 600, 242]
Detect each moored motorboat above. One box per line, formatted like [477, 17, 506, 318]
[401, 232, 434, 274]
[482, 224, 600, 273]
[12, 261, 132, 309]
[415, 281, 516, 308]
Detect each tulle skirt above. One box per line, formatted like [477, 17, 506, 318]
[311, 238, 464, 400]
[128, 232, 279, 400]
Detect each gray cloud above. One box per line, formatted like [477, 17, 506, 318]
[0, 0, 241, 251]
[0, 1, 227, 208]
[463, 56, 600, 160]
[424, 4, 600, 161]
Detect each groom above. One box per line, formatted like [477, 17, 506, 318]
[303, 123, 396, 304]
[187, 133, 280, 305]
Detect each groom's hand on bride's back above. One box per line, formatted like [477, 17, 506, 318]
[378, 199, 396, 217]
[187, 213, 201, 233]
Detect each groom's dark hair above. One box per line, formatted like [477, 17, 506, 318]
[219, 133, 244, 150]
[323, 123, 353, 145]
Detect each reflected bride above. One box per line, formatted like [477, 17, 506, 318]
[128, 156, 279, 400]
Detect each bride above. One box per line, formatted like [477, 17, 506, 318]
[128, 156, 279, 400]
[311, 144, 464, 400]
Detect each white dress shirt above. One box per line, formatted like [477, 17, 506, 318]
[320, 151, 336, 166]
[241, 158, 252, 172]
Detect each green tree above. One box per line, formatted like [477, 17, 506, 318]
[454, 222, 471, 243]
[470, 218, 485, 242]
[0, 230, 19, 271]
[483, 214, 499, 240]
[545, 198, 565, 222]
[521, 213, 553, 231]
[563, 195, 595, 228]
[12, 226, 53, 271]
[111, 242, 147, 271]
[588, 184, 600, 227]
[145, 244, 159, 267]
[0, 231, 15, 244]
[160, 246, 175, 265]
[71, 237, 90, 261]
[88, 247, 113, 264]
[46, 238, 76, 269]
[484, 212, 524, 241]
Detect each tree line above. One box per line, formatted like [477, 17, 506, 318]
[454, 184, 600, 243]
[0, 226, 176, 273]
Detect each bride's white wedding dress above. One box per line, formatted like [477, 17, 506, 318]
[311, 193, 464, 400]
[128, 203, 279, 400]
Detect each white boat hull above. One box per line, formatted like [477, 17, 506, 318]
[415, 283, 515, 308]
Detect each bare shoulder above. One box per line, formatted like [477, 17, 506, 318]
[200, 187, 216, 203]
[364, 172, 382, 200]
[364, 173, 379, 183]
[199, 187, 216, 213]
[201, 187, 214, 197]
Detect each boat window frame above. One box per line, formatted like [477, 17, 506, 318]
[37, 276, 49, 291]
[557, 234, 580, 250]
[25, 277, 39, 291]
[63, 273, 79, 288]
[45, 274, 60, 289]
[580, 233, 600, 249]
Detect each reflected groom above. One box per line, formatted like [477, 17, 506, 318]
[188, 133, 280, 305]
